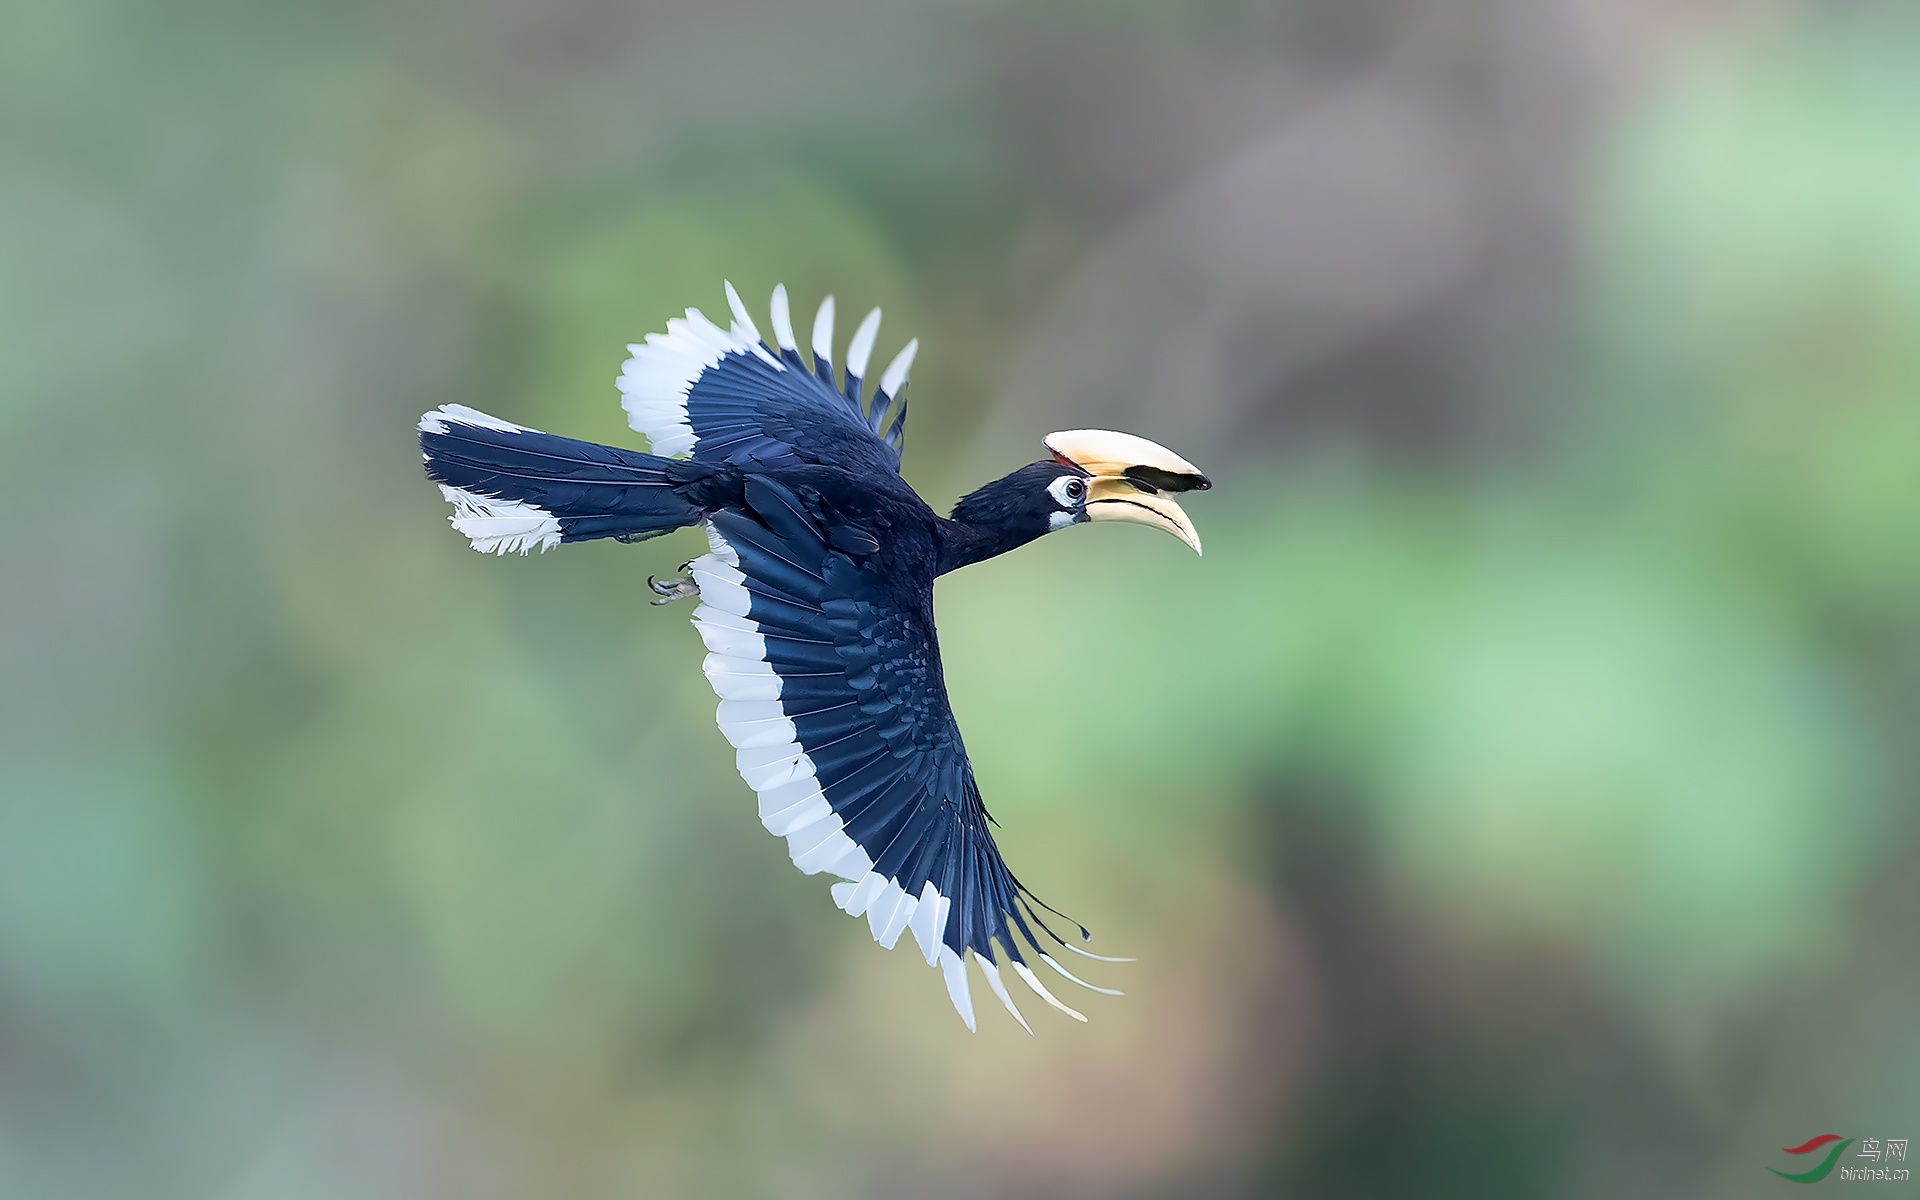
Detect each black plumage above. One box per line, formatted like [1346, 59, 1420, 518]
[419, 282, 1206, 1030]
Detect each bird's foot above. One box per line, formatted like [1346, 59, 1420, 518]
[648, 573, 699, 605]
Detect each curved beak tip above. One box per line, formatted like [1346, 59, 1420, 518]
[1044, 429, 1209, 556]
[1084, 478, 1203, 557]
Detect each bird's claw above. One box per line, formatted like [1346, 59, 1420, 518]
[649, 574, 699, 605]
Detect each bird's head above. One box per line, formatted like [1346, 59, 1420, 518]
[1041, 429, 1211, 555]
[947, 430, 1210, 567]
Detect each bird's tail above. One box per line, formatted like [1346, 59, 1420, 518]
[419, 404, 704, 554]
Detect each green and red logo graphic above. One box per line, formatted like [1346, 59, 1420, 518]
[1770, 1134, 1853, 1183]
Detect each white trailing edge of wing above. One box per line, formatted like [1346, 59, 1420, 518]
[685, 515, 971, 1022]
[870, 338, 917, 438]
[677, 395, 1118, 1034]
[909, 881, 949, 966]
[616, 282, 924, 461]
[811, 295, 835, 380]
[723, 280, 759, 343]
[877, 339, 917, 400]
[1054, 941, 1136, 964]
[769, 283, 800, 364]
[692, 523, 990, 1028]
[618, 308, 740, 458]
[1010, 961, 1087, 1022]
[619, 285, 786, 459]
[1039, 952, 1123, 996]
[974, 955, 1033, 1035]
[722, 280, 785, 371]
[845, 306, 882, 389]
[693, 524, 875, 892]
[940, 946, 977, 1032]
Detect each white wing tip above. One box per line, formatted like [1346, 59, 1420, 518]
[974, 955, 1033, 1035]
[872, 884, 917, 948]
[1039, 952, 1124, 996]
[1011, 961, 1087, 1022]
[940, 946, 977, 1032]
[845, 307, 882, 379]
[811, 295, 836, 362]
[909, 881, 944, 965]
[878, 338, 918, 398]
[723, 280, 760, 343]
[1058, 940, 1136, 963]
[769, 284, 797, 351]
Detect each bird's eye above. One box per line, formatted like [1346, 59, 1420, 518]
[1048, 475, 1086, 507]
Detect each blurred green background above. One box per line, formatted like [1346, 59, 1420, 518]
[4, 0, 1918, 1196]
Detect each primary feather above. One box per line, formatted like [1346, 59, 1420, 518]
[420, 284, 1128, 1033]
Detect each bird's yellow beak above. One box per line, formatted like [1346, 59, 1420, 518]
[1083, 477, 1205, 554]
[1043, 429, 1211, 556]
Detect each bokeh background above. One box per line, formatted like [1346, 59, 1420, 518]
[4, 0, 1918, 1195]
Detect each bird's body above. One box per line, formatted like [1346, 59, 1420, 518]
[419, 283, 1208, 1031]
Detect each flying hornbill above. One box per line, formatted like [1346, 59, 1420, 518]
[418, 283, 1209, 1031]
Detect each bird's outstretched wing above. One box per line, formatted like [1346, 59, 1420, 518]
[691, 476, 1119, 1031]
[620, 283, 917, 476]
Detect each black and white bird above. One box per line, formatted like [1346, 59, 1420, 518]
[418, 283, 1209, 1031]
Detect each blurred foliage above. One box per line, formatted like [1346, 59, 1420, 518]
[2, 0, 1918, 1197]
[530, 174, 916, 445]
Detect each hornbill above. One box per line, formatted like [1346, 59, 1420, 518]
[418, 283, 1209, 1031]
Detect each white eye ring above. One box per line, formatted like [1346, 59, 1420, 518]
[1048, 475, 1086, 507]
